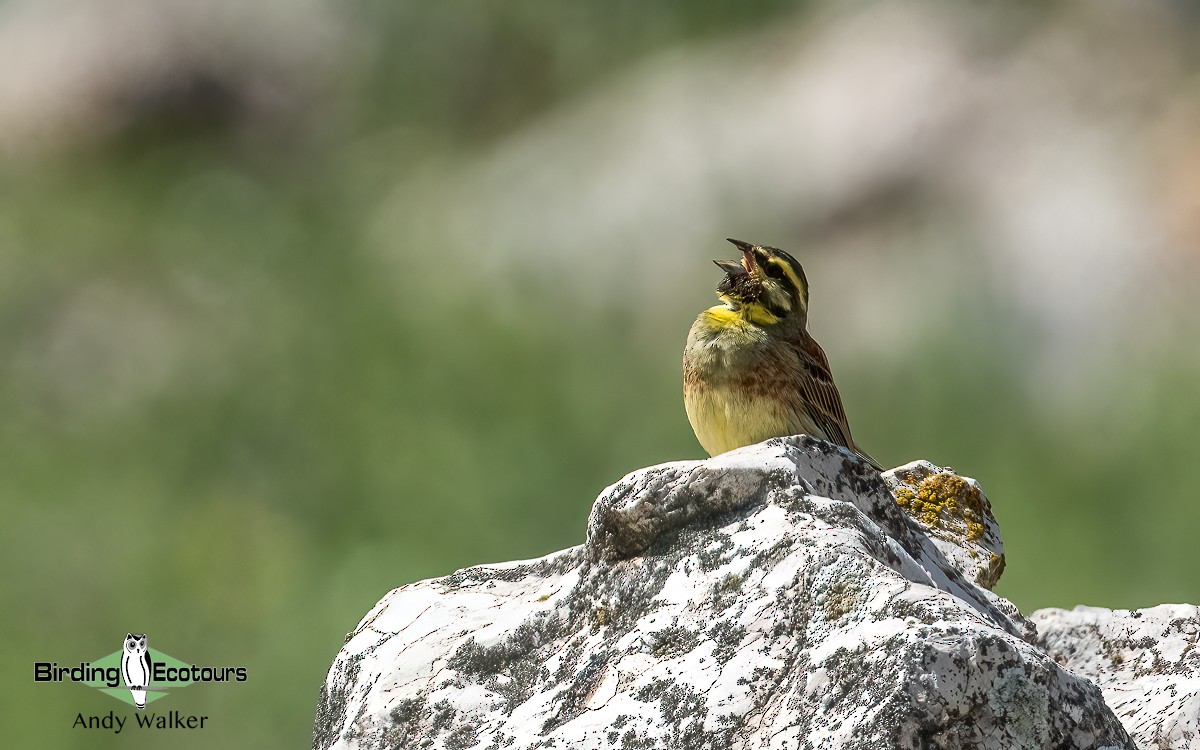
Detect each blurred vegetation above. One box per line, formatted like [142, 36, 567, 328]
[2, 1, 1198, 748]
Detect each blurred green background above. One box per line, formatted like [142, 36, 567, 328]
[3, 0, 1199, 747]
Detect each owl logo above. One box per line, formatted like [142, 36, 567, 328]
[120, 633, 152, 710]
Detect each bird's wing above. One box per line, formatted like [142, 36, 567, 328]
[142, 651, 152, 683]
[789, 334, 881, 470]
[791, 342, 853, 448]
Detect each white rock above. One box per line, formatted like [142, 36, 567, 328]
[1031, 604, 1200, 750]
[313, 436, 1134, 749]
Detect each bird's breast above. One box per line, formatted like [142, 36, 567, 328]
[683, 309, 815, 455]
[684, 307, 771, 378]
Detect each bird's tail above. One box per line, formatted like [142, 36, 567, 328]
[852, 445, 883, 472]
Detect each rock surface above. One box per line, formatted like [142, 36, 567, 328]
[1031, 604, 1200, 750]
[882, 460, 1006, 591]
[313, 437, 1138, 749]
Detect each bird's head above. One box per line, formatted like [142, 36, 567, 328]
[714, 238, 809, 327]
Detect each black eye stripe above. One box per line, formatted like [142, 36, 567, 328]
[764, 262, 785, 280]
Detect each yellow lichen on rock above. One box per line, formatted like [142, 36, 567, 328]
[977, 552, 1006, 589]
[884, 460, 1004, 591]
[891, 469, 988, 543]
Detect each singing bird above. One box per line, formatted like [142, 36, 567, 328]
[683, 238, 880, 470]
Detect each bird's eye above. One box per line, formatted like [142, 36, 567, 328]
[764, 262, 785, 280]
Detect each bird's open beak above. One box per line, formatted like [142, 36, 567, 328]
[714, 238, 757, 275]
[713, 258, 746, 276]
